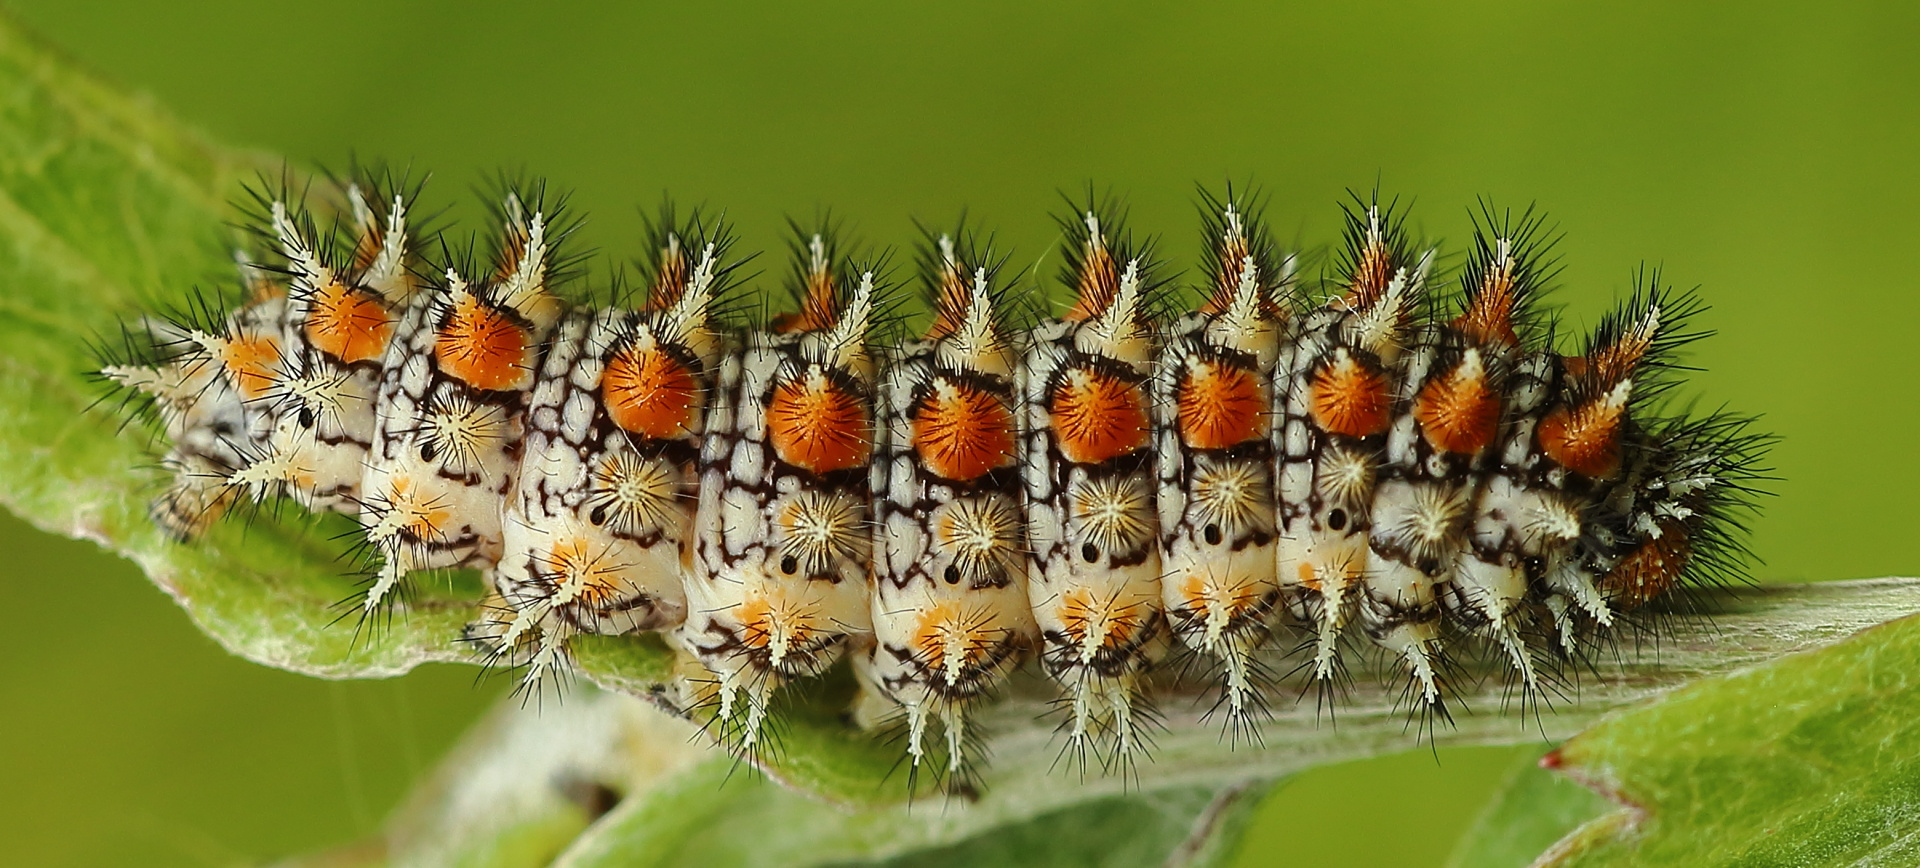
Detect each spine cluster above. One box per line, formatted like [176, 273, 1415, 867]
[101, 172, 1766, 781]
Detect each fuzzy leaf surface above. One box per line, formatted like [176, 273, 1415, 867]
[1535, 606, 1920, 867]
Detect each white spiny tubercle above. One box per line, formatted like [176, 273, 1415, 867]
[364, 559, 403, 614]
[821, 271, 876, 368]
[498, 211, 550, 315]
[271, 201, 325, 284]
[950, 267, 1001, 360]
[186, 329, 228, 361]
[348, 184, 373, 233]
[1088, 258, 1144, 347]
[945, 704, 966, 775]
[103, 364, 185, 407]
[366, 193, 410, 298]
[666, 242, 721, 335]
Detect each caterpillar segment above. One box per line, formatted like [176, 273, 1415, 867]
[479, 210, 739, 692]
[1023, 207, 1166, 764]
[677, 229, 883, 748]
[100, 276, 287, 539]
[868, 230, 1038, 778]
[1275, 200, 1440, 705]
[358, 187, 571, 615]
[1154, 190, 1291, 733]
[1586, 413, 1768, 619]
[1525, 275, 1702, 652]
[225, 181, 419, 515]
[1428, 208, 1558, 695]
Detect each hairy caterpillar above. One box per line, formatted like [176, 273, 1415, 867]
[99, 170, 1767, 783]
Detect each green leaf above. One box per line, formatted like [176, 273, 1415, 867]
[1444, 749, 1610, 868]
[1531, 604, 1920, 867]
[288, 686, 1273, 868]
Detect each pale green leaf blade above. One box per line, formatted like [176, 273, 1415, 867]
[1537, 596, 1920, 866]
[1443, 749, 1610, 868]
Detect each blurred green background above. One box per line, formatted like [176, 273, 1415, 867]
[2, 1, 1915, 865]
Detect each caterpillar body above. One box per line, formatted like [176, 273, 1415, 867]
[100, 172, 1766, 782]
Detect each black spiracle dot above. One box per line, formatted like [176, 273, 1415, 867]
[780, 555, 799, 575]
[943, 565, 961, 584]
[1081, 542, 1099, 563]
[419, 443, 437, 462]
[297, 408, 315, 428]
[588, 505, 607, 526]
[1327, 508, 1348, 531]
[1203, 524, 1223, 545]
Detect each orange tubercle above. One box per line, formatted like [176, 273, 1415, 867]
[1308, 352, 1391, 437]
[603, 342, 700, 439]
[1454, 264, 1520, 348]
[1063, 241, 1121, 322]
[1049, 368, 1149, 464]
[768, 370, 872, 473]
[1177, 360, 1266, 449]
[435, 292, 531, 392]
[912, 380, 1015, 481]
[1413, 353, 1502, 455]
[1537, 397, 1626, 478]
[1601, 521, 1690, 609]
[306, 280, 394, 364]
[220, 333, 281, 400]
[773, 265, 839, 334]
[1346, 230, 1394, 308]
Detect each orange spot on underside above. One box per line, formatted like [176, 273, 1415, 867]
[912, 380, 1015, 481]
[911, 600, 990, 678]
[1414, 355, 1501, 455]
[1537, 398, 1625, 478]
[1295, 560, 1319, 590]
[1049, 368, 1149, 464]
[221, 333, 281, 400]
[737, 590, 817, 654]
[1057, 586, 1145, 652]
[603, 341, 700, 439]
[546, 537, 623, 609]
[435, 292, 531, 392]
[306, 279, 394, 364]
[384, 475, 451, 541]
[1177, 360, 1266, 450]
[1178, 572, 1260, 623]
[1308, 353, 1391, 437]
[1600, 520, 1691, 609]
[768, 370, 871, 473]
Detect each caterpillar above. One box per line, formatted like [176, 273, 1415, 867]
[99, 170, 1767, 782]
